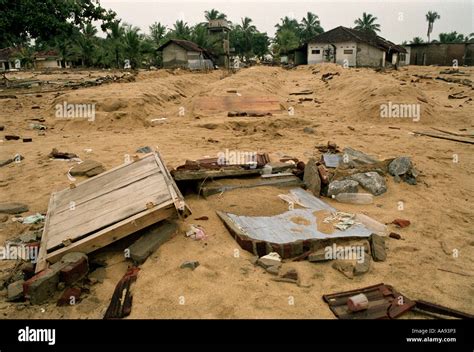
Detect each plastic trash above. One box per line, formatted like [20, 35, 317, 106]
[331, 193, 373, 205]
[22, 213, 45, 224]
[185, 224, 207, 240]
[355, 213, 387, 235]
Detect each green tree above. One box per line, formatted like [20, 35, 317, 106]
[425, 11, 440, 43]
[438, 31, 465, 43]
[106, 20, 125, 68]
[411, 36, 424, 44]
[74, 23, 98, 67]
[170, 20, 191, 40]
[123, 25, 144, 68]
[236, 17, 257, 60]
[252, 32, 270, 60]
[354, 12, 381, 33]
[275, 28, 300, 54]
[299, 12, 323, 42]
[149, 22, 167, 46]
[204, 9, 227, 21]
[0, 0, 116, 47]
[275, 16, 300, 36]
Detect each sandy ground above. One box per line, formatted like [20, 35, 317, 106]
[0, 64, 473, 319]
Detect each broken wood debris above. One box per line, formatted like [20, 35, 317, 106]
[35, 151, 189, 273]
[104, 266, 140, 319]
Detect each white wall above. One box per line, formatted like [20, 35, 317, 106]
[308, 42, 357, 66]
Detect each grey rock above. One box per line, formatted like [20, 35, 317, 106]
[354, 256, 371, 276]
[303, 158, 322, 196]
[308, 249, 331, 262]
[370, 234, 387, 262]
[303, 127, 315, 134]
[129, 221, 177, 264]
[342, 147, 380, 166]
[7, 280, 25, 301]
[327, 179, 359, 197]
[88, 267, 106, 284]
[70, 160, 105, 177]
[180, 261, 200, 270]
[0, 202, 29, 214]
[389, 157, 412, 176]
[349, 172, 387, 196]
[332, 260, 354, 279]
[19, 232, 38, 243]
[25, 269, 59, 305]
[265, 265, 280, 275]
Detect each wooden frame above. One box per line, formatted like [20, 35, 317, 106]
[35, 152, 189, 273]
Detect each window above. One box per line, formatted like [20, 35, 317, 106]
[343, 49, 353, 55]
[311, 49, 320, 54]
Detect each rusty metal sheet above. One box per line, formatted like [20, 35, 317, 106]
[323, 283, 416, 319]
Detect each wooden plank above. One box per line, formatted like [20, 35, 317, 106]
[54, 156, 158, 210]
[173, 168, 262, 181]
[48, 173, 166, 230]
[413, 131, 474, 144]
[431, 127, 474, 138]
[44, 201, 176, 265]
[200, 176, 303, 197]
[46, 177, 169, 250]
[35, 192, 57, 273]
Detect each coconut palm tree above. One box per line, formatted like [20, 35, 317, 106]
[411, 36, 424, 44]
[123, 25, 143, 68]
[149, 22, 167, 47]
[237, 17, 257, 60]
[438, 31, 465, 43]
[106, 20, 125, 68]
[74, 23, 98, 66]
[204, 9, 227, 21]
[275, 16, 300, 35]
[170, 20, 191, 40]
[299, 12, 323, 42]
[425, 11, 440, 43]
[354, 12, 381, 33]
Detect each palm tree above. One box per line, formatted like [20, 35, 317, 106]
[354, 12, 381, 33]
[74, 23, 98, 66]
[123, 25, 143, 68]
[107, 20, 125, 68]
[425, 11, 440, 43]
[237, 17, 257, 60]
[411, 37, 424, 44]
[275, 16, 300, 35]
[299, 12, 323, 42]
[438, 31, 465, 43]
[204, 9, 227, 21]
[275, 28, 299, 54]
[149, 22, 167, 46]
[170, 20, 191, 40]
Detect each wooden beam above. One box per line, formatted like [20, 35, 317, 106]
[172, 168, 262, 181]
[413, 131, 474, 144]
[199, 176, 303, 197]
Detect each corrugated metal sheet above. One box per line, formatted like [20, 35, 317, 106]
[222, 188, 372, 245]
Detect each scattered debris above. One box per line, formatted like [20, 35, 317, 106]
[0, 202, 29, 214]
[70, 160, 105, 177]
[36, 152, 189, 273]
[448, 91, 468, 99]
[180, 261, 200, 270]
[323, 283, 416, 319]
[321, 72, 339, 83]
[322, 153, 341, 168]
[414, 300, 474, 319]
[57, 287, 82, 306]
[392, 218, 411, 228]
[327, 180, 359, 197]
[136, 146, 154, 153]
[389, 232, 402, 240]
[289, 89, 313, 95]
[257, 252, 282, 269]
[104, 266, 140, 319]
[228, 111, 272, 117]
[353, 256, 371, 276]
[303, 158, 321, 196]
[129, 221, 177, 264]
[185, 224, 207, 241]
[7, 280, 25, 301]
[303, 127, 315, 134]
[22, 137, 32, 143]
[4, 135, 20, 141]
[48, 148, 78, 159]
[332, 260, 354, 279]
[413, 130, 474, 145]
[88, 267, 106, 284]
[347, 172, 387, 196]
[194, 216, 209, 221]
[218, 188, 373, 259]
[347, 293, 369, 312]
[21, 213, 45, 224]
[388, 157, 418, 185]
[323, 211, 355, 231]
[370, 234, 386, 262]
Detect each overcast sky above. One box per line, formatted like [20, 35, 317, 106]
[101, 0, 473, 43]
